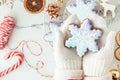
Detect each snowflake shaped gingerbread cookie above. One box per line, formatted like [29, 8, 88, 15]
[65, 19, 103, 57]
[66, 0, 96, 21]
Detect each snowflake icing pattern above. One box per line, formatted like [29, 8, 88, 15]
[66, 0, 96, 21]
[65, 19, 102, 57]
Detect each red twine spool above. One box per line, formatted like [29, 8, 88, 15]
[0, 16, 15, 49]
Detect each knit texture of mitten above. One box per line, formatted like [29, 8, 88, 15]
[83, 12, 116, 80]
[53, 15, 83, 80]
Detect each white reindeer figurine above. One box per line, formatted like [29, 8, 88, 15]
[100, 0, 116, 18]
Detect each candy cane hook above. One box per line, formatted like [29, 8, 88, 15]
[0, 51, 24, 77]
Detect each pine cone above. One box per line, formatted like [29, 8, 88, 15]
[46, 3, 60, 19]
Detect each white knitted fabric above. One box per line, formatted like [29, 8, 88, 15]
[82, 13, 116, 80]
[84, 73, 112, 80]
[53, 15, 83, 80]
[83, 31, 116, 80]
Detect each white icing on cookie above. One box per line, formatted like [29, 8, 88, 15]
[65, 19, 103, 57]
[66, 0, 96, 21]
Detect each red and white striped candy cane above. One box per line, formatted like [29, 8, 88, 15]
[0, 16, 15, 49]
[0, 51, 24, 77]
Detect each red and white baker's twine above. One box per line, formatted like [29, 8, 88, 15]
[0, 51, 23, 77]
[8, 40, 52, 78]
[0, 16, 15, 49]
[0, 16, 52, 78]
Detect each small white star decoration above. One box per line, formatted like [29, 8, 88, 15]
[65, 19, 103, 57]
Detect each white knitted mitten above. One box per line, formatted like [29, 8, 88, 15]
[53, 15, 83, 80]
[83, 31, 116, 80]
